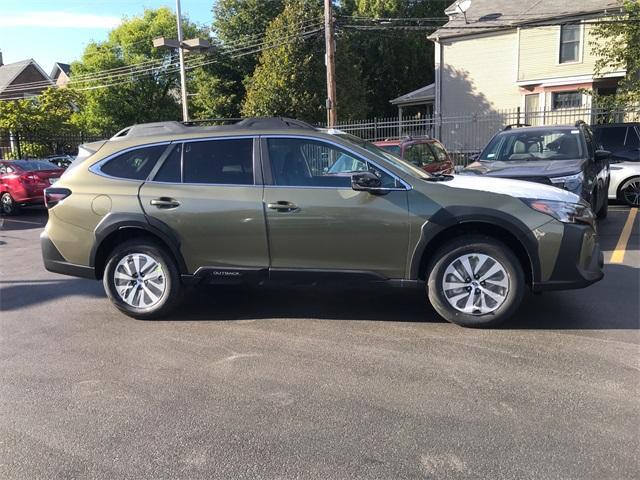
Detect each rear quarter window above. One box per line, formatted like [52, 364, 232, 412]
[100, 144, 168, 180]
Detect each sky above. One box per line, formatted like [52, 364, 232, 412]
[0, 0, 214, 73]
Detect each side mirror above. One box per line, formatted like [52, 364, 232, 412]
[351, 171, 382, 191]
[595, 150, 611, 161]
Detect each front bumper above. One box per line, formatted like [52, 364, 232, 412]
[533, 223, 604, 292]
[41, 231, 96, 279]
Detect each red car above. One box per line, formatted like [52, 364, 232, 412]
[0, 160, 64, 215]
[374, 137, 455, 174]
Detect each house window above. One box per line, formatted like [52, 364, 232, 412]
[559, 24, 581, 63]
[552, 91, 582, 110]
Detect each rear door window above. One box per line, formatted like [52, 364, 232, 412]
[183, 138, 253, 185]
[101, 144, 168, 180]
[595, 127, 626, 150]
[154, 144, 182, 183]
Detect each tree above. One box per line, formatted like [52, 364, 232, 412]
[337, 0, 449, 117]
[212, 0, 286, 77]
[590, 0, 640, 105]
[242, 0, 367, 122]
[0, 87, 81, 134]
[72, 7, 208, 133]
[241, 0, 327, 121]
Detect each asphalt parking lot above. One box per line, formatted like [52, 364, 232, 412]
[1, 206, 638, 479]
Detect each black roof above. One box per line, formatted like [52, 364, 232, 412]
[112, 117, 318, 140]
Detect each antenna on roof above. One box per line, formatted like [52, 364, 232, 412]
[447, 0, 472, 24]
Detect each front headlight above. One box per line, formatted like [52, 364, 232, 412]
[522, 199, 595, 227]
[550, 172, 584, 192]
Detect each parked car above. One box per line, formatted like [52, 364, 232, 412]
[0, 160, 64, 215]
[46, 154, 75, 169]
[591, 123, 640, 207]
[462, 122, 611, 219]
[373, 137, 454, 174]
[42, 118, 603, 328]
[593, 123, 640, 163]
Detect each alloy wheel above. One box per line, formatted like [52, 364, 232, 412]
[114, 253, 166, 308]
[1, 194, 14, 214]
[621, 178, 640, 207]
[441, 253, 509, 315]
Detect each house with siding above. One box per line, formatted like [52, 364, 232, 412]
[428, 0, 625, 118]
[0, 54, 54, 101]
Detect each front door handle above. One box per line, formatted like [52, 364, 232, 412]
[150, 197, 180, 209]
[267, 201, 299, 212]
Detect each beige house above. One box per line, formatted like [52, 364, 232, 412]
[428, 0, 625, 119]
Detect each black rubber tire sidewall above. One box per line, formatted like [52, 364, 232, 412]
[103, 240, 181, 320]
[427, 235, 525, 328]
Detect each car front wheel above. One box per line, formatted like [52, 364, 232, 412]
[619, 176, 640, 207]
[427, 235, 525, 328]
[1, 192, 18, 215]
[103, 240, 182, 319]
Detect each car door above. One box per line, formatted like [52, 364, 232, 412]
[583, 127, 608, 209]
[261, 136, 410, 280]
[138, 137, 269, 274]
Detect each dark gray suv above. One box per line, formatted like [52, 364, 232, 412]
[463, 122, 611, 219]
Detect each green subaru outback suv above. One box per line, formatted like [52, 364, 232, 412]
[41, 118, 603, 327]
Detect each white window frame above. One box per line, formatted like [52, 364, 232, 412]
[557, 22, 584, 65]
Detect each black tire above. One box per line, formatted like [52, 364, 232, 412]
[1, 192, 19, 216]
[103, 239, 182, 319]
[427, 235, 525, 328]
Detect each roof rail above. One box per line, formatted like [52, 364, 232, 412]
[110, 117, 317, 140]
[503, 123, 531, 131]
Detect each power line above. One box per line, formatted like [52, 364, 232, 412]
[3, 18, 324, 93]
[0, 24, 324, 100]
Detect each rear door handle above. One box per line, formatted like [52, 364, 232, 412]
[150, 197, 180, 209]
[267, 201, 299, 212]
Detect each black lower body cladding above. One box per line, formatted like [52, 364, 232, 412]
[533, 223, 604, 292]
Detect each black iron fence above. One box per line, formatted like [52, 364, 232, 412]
[0, 130, 110, 160]
[330, 105, 640, 166]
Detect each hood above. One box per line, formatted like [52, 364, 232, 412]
[463, 158, 585, 178]
[440, 174, 581, 203]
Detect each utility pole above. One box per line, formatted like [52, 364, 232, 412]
[175, 0, 189, 122]
[324, 0, 337, 127]
[153, 0, 210, 122]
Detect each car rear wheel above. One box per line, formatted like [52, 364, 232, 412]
[619, 176, 640, 207]
[427, 235, 525, 328]
[103, 240, 182, 319]
[1, 193, 18, 216]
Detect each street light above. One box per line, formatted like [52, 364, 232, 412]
[153, 0, 210, 122]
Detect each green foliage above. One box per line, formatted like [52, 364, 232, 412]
[241, 1, 326, 121]
[590, 0, 640, 105]
[337, 0, 449, 116]
[189, 62, 243, 119]
[213, 0, 286, 76]
[72, 7, 208, 133]
[0, 87, 81, 134]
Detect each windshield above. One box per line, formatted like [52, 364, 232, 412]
[14, 160, 59, 171]
[331, 132, 430, 178]
[379, 144, 401, 156]
[480, 128, 586, 161]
